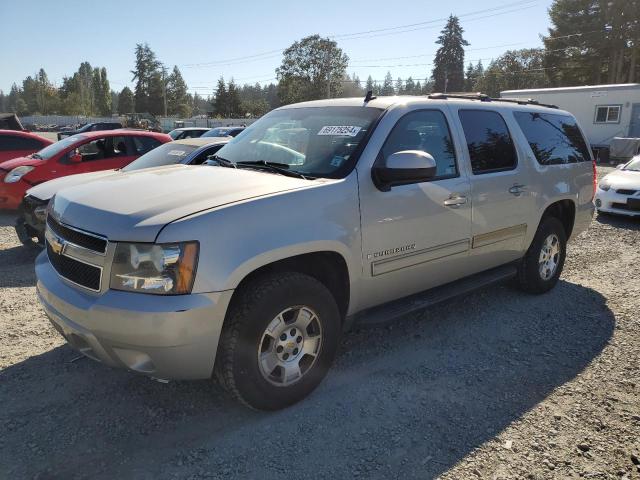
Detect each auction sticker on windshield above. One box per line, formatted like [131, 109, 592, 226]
[317, 126, 362, 136]
[168, 150, 188, 156]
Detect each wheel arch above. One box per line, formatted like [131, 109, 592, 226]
[540, 198, 576, 240]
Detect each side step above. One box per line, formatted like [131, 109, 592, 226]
[348, 263, 518, 329]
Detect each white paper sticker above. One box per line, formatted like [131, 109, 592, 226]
[167, 150, 188, 156]
[317, 125, 362, 137]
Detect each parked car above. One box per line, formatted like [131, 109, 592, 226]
[16, 137, 229, 245]
[0, 130, 53, 163]
[201, 126, 245, 138]
[57, 122, 123, 140]
[36, 94, 594, 410]
[594, 155, 640, 216]
[167, 127, 211, 140]
[0, 130, 170, 210]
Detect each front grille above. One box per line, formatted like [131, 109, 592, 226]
[47, 242, 101, 291]
[615, 189, 637, 196]
[611, 202, 640, 212]
[47, 217, 107, 253]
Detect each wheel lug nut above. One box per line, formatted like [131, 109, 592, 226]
[290, 328, 296, 336]
[296, 336, 302, 343]
[293, 348, 299, 355]
[276, 345, 283, 353]
[280, 333, 287, 341]
[283, 353, 289, 360]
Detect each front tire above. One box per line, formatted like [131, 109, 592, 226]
[516, 216, 567, 294]
[215, 272, 341, 410]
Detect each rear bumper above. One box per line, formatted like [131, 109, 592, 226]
[594, 188, 640, 217]
[36, 251, 234, 380]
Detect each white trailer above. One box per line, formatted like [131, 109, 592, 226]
[501, 84, 640, 158]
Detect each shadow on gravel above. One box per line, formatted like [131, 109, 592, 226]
[0, 244, 40, 288]
[0, 280, 614, 479]
[595, 211, 640, 230]
[0, 212, 17, 227]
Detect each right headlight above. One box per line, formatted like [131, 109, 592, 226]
[4, 166, 34, 183]
[110, 241, 199, 295]
[598, 180, 611, 191]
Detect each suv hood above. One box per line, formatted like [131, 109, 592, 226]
[28, 170, 119, 201]
[603, 169, 640, 188]
[51, 164, 315, 242]
[0, 155, 42, 171]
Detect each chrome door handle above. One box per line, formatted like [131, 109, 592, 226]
[444, 195, 467, 208]
[509, 184, 527, 196]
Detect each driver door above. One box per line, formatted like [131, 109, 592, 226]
[358, 108, 473, 308]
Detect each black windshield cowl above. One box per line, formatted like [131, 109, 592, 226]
[236, 160, 312, 180]
[206, 155, 237, 168]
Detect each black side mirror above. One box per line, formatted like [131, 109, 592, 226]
[372, 150, 437, 191]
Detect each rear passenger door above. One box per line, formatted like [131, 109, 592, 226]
[455, 108, 536, 268]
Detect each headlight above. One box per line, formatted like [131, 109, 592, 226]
[598, 180, 611, 191]
[4, 166, 34, 183]
[110, 241, 199, 295]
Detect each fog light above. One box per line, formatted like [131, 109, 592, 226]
[595, 199, 602, 208]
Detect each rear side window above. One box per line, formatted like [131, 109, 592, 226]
[514, 112, 591, 164]
[381, 110, 458, 179]
[131, 136, 162, 154]
[458, 110, 518, 174]
[0, 135, 45, 151]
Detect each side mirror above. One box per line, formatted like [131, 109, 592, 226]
[372, 150, 437, 192]
[69, 151, 82, 163]
[616, 164, 624, 170]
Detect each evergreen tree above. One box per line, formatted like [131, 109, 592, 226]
[131, 43, 160, 113]
[404, 77, 416, 94]
[118, 86, 134, 114]
[432, 15, 469, 92]
[226, 79, 242, 117]
[380, 71, 395, 95]
[476, 49, 547, 97]
[98, 67, 111, 115]
[167, 66, 189, 116]
[365, 75, 374, 93]
[396, 77, 403, 95]
[465, 60, 484, 91]
[213, 77, 228, 117]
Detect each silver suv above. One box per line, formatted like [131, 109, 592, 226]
[36, 94, 595, 410]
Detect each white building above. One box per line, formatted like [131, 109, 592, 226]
[501, 84, 640, 148]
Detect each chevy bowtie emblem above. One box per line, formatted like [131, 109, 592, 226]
[45, 227, 65, 255]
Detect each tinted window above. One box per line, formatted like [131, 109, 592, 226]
[190, 144, 225, 165]
[0, 135, 44, 151]
[381, 110, 457, 178]
[514, 112, 591, 164]
[122, 143, 198, 171]
[131, 136, 162, 154]
[459, 110, 517, 174]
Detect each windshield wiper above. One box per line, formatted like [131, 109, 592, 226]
[236, 160, 311, 180]
[31, 153, 43, 159]
[206, 155, 237, 168]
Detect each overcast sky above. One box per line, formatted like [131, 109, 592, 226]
[0, 0, 554, 95]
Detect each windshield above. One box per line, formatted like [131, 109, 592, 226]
[214, 106, 383, 178]
[35, 134, 87, 160]
[202, 127, 233, 138]
[121, 142, 198, 171]
[623, 156, 640, 172]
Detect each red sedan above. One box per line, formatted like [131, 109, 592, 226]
[0, 130, 170, 210]
[0, 130, 53, 163]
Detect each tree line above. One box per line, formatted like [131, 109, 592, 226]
[1, 0, 638, 118]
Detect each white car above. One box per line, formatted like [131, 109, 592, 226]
[594, 155, 640, 217]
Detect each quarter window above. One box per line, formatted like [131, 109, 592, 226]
[458, 110, 518, 174]
[514, 112, 591, 164]
[132, 136, 162, 154]
[381, 110, 458, 179]
[594, 105, 621, 124]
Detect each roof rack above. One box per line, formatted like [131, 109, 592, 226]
[427, 92, 558, 109]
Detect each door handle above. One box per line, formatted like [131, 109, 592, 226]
[509, 184, 527, 196]
[444, 195, 467, 208]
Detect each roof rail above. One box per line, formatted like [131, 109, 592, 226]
[427, 92, 558, 109]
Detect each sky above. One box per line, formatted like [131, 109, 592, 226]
[0, 0, 554, 95]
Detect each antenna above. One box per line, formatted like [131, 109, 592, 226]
[364, 90, 376, 103]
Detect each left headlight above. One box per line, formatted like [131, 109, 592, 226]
[4, 166, 35, 183]
[598, 180, 611, 191]
[110, 241, 199, 295]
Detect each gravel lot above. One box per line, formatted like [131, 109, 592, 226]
[1, 166, 639, 480]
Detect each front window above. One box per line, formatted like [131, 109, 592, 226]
[215, 106, 383, 178]
[122, 142, 198, 171]
[623, 156, 640, 172]
[33, 134, 87, 160]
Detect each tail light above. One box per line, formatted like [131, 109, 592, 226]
[591, 159, 597, 201]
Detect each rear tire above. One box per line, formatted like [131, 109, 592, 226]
[516, 216, 567, 294]
[215, 272, 341, 410]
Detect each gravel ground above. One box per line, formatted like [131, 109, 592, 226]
[1, 166, 639, 480]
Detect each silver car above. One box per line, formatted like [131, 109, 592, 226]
[36, 94, 594, 410]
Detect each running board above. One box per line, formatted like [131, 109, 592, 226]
[348, 263, 518, 329]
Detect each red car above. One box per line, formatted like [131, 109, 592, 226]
[0, 130, 170, 209]
[0, 130, 53, 163]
